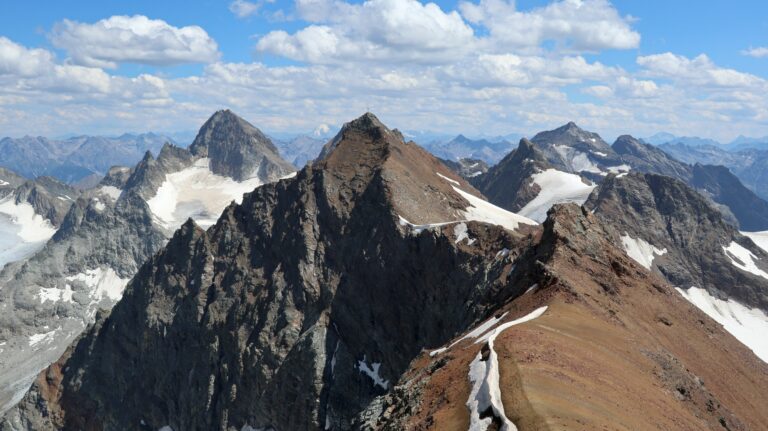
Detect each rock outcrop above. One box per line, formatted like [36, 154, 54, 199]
[585, 172, 768, 311]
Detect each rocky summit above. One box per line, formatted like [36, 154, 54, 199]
[190, 109, 295, 182]
[3, 113, 768, 431]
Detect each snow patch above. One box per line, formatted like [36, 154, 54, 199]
[517, 169, 596, 223]
[436, 172, 460, 186]
[606, 164, 631, 174]
[554, 145, 601, 173]
[65, 267, 131, 319]
[98, 185, 122, 201]
[452, 312, 509, 347]
[467, 306, 548, 431]
[743, 231, 768, 253]
[92, 198, 106, 212]
[722, 241, 768, 280]
[0, 196, 56, 269]
[28, 328, 58, 348]
[146, 158, 267, 231]
[357, 356, 389, 389]
[452, 186, 536, 231]
[429, 347, 448, 357]
[398, 215, 452, 235]
[677, 287, 768, 363]
[38, 284, 75, 304]
[592, 151, 608, 157]
[159, 426, 174, 431]
[621, 234, 667, 270]
[453, 222, 476, 245]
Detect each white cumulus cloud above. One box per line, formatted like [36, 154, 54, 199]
[459, 0, 640, 52]
[50, 15, 220, 68]
[256, 0, 475, 64]
[742, 47, 768, 58]
[229, 0, 271, 18]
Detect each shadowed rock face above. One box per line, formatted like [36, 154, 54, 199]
[10, 177, 79, 227]
[585, 172, 768, 311]
[3, 113, 537, 430]
[190, 109, 295, 182]
[438, 157, 488, 180]
[690, 163, 768, 231]
[612, 135, 692, 181]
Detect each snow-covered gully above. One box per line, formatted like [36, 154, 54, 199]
[466, 306, 548, 431]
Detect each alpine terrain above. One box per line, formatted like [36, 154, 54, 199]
[0, 109, 294, 414]
[2, 113, 768, 431]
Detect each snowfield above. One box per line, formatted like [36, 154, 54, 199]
[676, 287, 768, 363]
[452, 186, 537, 231]
[722, 241, 768, 280]
[146, 158, 265, 231]
[0, 196, 56, 270]
[554, 145, 602, 173]
[518, 169, 596, 222]
[65, 267, 131, 320]
[621, 234, 668, 270]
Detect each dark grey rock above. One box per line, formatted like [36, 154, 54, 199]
[190, 110, 295, 182]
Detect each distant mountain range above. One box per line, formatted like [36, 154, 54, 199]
[643, 132, 768, 151]
[420, 134, 522, 164]
[0, 133, 176, 185]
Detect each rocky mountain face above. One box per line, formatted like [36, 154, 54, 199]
[190, 110, 295, 182]
[3, 134, 768, 430]
[5, 114, 768, 431]
[470, 139, 555, 216]
[469, 123, 768, 231]
[0, 173, 80, 272]
[0, 110, 294, 415]
[612, 135, 692, 181]
[585, 172, 768, 311]
[528, 122, 627, 180]
[1, 113, 542, 430]
[690, 164, 768, 231]
[437, 157, 489, 180]
[0, 133, 175, 184]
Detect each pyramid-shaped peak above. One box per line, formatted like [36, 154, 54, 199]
[342, 112, 391, 135]
[189, 110, 294, 181]
[531, 121, 610, 150]
[556, 121, 586, 134]
[316, 112, 401, 161]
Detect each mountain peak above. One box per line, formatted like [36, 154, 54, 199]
[316, 112, 400, 161]
[532, 122, 608, 148]
[189, 110, 294, 182]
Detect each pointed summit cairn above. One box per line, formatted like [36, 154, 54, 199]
[190, 109, 294, 182]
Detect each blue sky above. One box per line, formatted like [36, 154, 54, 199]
[0, 0, 767, 142]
